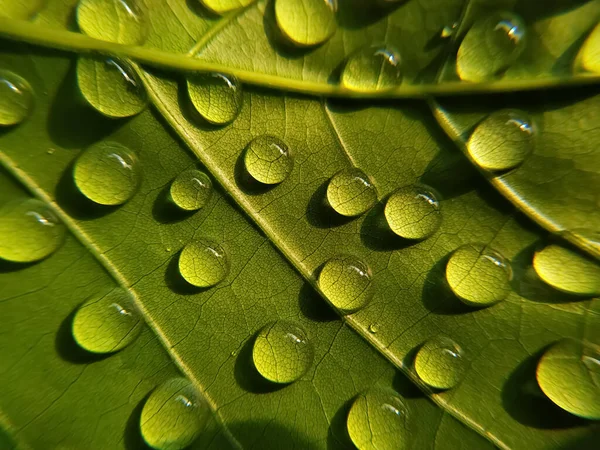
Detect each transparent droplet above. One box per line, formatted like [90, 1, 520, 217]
[576, 21, 600, 74]
[384, 185, 441, 240]
[140, 378, 210, 450]
[327, 168, 377, 217]
[244, 135, 293, 185]
[537, 339, 600, 420]
[170, 170, 213, 211]
[457, 12, 527, 81]
[441, 22, 458, 38]
[252, 321, 314, 384]
[199, 0, 255, 15]
[77, 0, 148, 45]
[77, 56, 148, 118]
[178, 238, 229, 287]
[347, 389, 411, 450]
[74, 141, 141, 206]
[319, 256, 374, 314]
[533, 244, 600, 296]
[446, 243, 512, 306]
[368, 323, 379, 334]
[0, 0, 46, 19]
[187, 73, 242, 125]
[0, 70, 34, 126]
[414, 335, 465, 390]
[0, 199, 65, 263]
[467, 110, 535, 172]
[275, 0, 337, 47]
[341, 46, 402, 93]
[72, 288, 141, 353]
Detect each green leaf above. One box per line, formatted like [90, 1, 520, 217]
[1, 0, 599, 449]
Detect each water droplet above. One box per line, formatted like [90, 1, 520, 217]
[368, 323, 379, 334]
[199, 0, 255, 14]
[533, 244, 600, 296]
[414, 335, 465, 390]
[576, 22, 600, 74]
[384, 185, 441, 240]
[275, 0, 337, 47]
[252, 321, 314, 383]
[169, 169, 213, 211]
[74, 141, 141, 206]
[441, 22, 458, 38]
[537, 339, 600, 419]
[77, 56, 148, 118]
[347, 389, 411, 450]
[467, 110, 535, 172]
[446, 243, 512, 306]
[140, 378, 210, 450]
[0, 199, 65, 263]
[0, 0, 46, 19]
[327, 168, 377, 217]
[178, 238, 229, 287]
[72, 289, 141, 353]
[319, 256, 374, 314]
[244, 135, 293, 185]
[0, 70, 34, 126]
[457, 12, 527, 81]
[341, 46, 402, 93]
[187, 73, 242, 125]
[77, 0, 148, 45]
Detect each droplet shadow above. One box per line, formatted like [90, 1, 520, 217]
[298, 282, 339, 322]
[305, 180, 356, 229]
[326, 397, 354, 450]
[359, 200, 420, 252]
[0, 259, 36, 273]
[393, 366, 426, 399]
[336, 0, 402, 29]
[163, 251, 211, 296]
[123, 392, 153, 450]
[421, 255, 476, 315]
[151, 184, 197, 224]
[233, 336, 287, 394]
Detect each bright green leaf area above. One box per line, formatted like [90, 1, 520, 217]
[0, 0, 599, 449]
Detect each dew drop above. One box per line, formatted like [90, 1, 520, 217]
[533, 244, 600, 296]
[0, 199, 65, 263]
[140, 378, 210, 450]
[446, 243, 512, 306]
[187, 73, 242, 126]
[199, 0, 255, 14]
[576, 22, 600, 74]
[169, 169, 213, 212]
[384, 185, 441, 240]
[457, 12, 527, 81]
[327, 168, 377, 217]
[319, 255, 374, 314]
[467, 110, 535, 172]
[252, 321, 314, 384]
[0, 70, 34, 126]
[414, 335, 465, 390]
[347, 389, 410, 450]
[244, 135, 293, 185]
[77, 56, 148, 118]
[368, 323, 379, 334]
[77, 0, 148, 45]
[341, 46, 402, 93]
[178, 238, 229, 288]
[275, 0, 337, 47]
[536, 339, 600, 420]
[441, 22, 458, 38]
[72, 288, 141, 353]
[73, 141, 141, 206]
[0, 0, 46, 19]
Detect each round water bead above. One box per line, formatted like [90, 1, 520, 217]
[77, 57, 148, 118]
[318, 255, 374, 314]
[446, 243, 512, 306]
[0, 70, 34, 126]
[170, 169, 213, 211]
[140, 378, 210, 450]
[275, 0, 337, 47]
[0, 0, 47, 19]
[199, 0, 255, 14]
[327, 168, 377, 217]
[576, 21, 600, 74]
[414, 335, 465, 390]
[72, 289, 141, 353]
[533, 244, 600, 296]
[73, 141, 141, 206]
[384, 185, 441, 240]
[252, 321, 314, 383]
[244, 135, 293, 185]
[537, 339, 600, 419]
[77, 0, 148, 45]
[467, 110, 535, 172]
[187, 73, 242, 125]
[178, 238, 229, 287]
[457, 11, 527, 81]
[341, 46, 402, 93]
[347, 389, 411, 450]
[0, 199, 65, 263]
